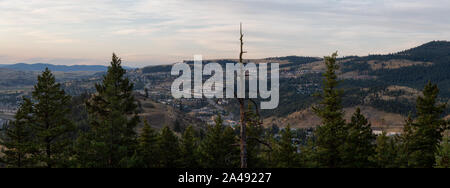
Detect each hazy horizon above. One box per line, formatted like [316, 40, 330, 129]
[0, 39, 447, 68]
[1, 0, 450, 67]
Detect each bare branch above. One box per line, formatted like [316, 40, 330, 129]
[248, 137, 273, 151]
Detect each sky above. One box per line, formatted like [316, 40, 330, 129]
[0, 0, 449, 67]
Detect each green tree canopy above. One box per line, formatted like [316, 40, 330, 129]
[180, 125, 199, 168]
[157, 126, 181, 168]
[313, 52, 347, 168]
[273, 125, 299, 168]
[138, 120, 159, 168]
[31, 68, 75, 168]
[78, 53, 140, 168]
[198, 115, 239, 168]
[339, 108, 376, 168]
[408, 82, 447, 168]
[0, 98, 34, 168]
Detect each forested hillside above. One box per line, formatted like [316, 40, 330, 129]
[261, 41, 450, 129]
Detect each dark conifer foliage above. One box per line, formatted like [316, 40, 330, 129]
[30, 68, 75, 168]
[272, 125, 299, 168]
[157, 126, 181, 168]
[370, 82, 448, 168]
[138, 120, 159, 168]
[313, 52, 348, 168]
[395, 115, 416, 167]
[180, 125, 199, 168]
[78, 53, 140, 168]
[1, 69, 75, 168]
[371, 132, 400, 168]
[339, 108, 376, 168]
[246, 103, 266, 168]
[435, 136, 450, 168]
[408, 82, 447, 168]
[0, 98, 34, 168]
[198, 115, 239, 168]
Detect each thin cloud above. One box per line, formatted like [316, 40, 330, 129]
[0, 0, 449, 67]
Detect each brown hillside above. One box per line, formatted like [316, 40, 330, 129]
[263, 106, 406, 132]
[136, 95, 205, 132]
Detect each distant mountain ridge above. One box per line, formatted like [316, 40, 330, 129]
[0, 63, 134, 72]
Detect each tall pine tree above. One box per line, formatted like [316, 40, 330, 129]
[31, 68, 75, 168]
[312, 52, 347, 168]
[409, 82, 447, 168]
[138, 120, 159, 168]
[0, 98, 34, 168]
[180, 125, 199, 168]
[339, 108, 376, 168]
[79, 53, 140, 168]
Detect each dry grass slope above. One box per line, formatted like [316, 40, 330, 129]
[136, 96, 204, 133]
[264, 106, 406, 132]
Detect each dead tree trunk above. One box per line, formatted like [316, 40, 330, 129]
[239, 23, 248, 168]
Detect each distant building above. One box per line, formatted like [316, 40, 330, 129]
[373, 130, 383, 135]
[373, 130, 401, 136]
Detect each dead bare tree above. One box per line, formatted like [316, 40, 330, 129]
[238, 23, 248, 168]
[234, 23, 273, 168]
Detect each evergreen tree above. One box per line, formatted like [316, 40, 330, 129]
[273, 125, 299, 168]
[180, 125, 199, 168]
[31, 68, 75, 168]
[138, 120, 159, 168]
[299, 137, 319, 168]
[0, 98, 34, 168]
[395, 115, 415, 167]
[409, 82, 447, 168]
[435, 136, 449, 168]
[371, 132, 400, 168]
[199, 115, 239, 168]
[312, 52, 347, 168]
[246, 103, 265, 168]
[73, 131, 95, 167]
[339, 108, 376, 168]
[157, 126, 181, 168]
[262, 132, 278, 168]
[80, 54, 140, 168]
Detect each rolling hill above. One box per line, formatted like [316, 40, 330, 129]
[136, 40, 450, 130]
[262, 41, 450, 129]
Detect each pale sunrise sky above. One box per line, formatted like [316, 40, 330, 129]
[1, 0, 449, 67]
